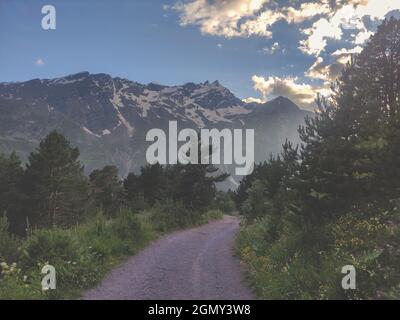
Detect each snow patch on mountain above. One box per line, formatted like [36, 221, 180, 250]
[83, 126, 101, 138]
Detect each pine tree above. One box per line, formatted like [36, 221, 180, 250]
[173, 162, 226, 211]
[139, 163, 168, 205]
[287, 18, 400, 224]
[89, 166, 123, 216]
[0, 152, 25, 234]
[173, 142, 229, 212]
[23, 131, 89, 228]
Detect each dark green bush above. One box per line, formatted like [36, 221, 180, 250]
[0, 216, 20, 263]
[21, 229, 79, 267]
[150, 200, 197, 232]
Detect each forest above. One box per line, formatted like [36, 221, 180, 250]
[1, 17, 400, 301]
[235, 18, 400, 299]
[0, 130, 233, 298]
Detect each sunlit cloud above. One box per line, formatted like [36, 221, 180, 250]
[242, 96, 264, 104]
[168, 0, 280, 38]
[300, 0, 400, 56]
[305, 46, 363, 81]
[169, 0, 400, 106]
[246, 75, 331, 111]
[284, 1, 331, 23]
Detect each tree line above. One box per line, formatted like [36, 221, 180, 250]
[235, 18, 400, 299]
[0, 131, 230, 236]
[237, 17, 400, 228]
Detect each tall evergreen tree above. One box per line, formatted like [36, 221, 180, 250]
[23, 131, 89, 228]
[89, 165, 123, 216]
[139, 163, 168, 205]
[173, 143, 229, 211]
[0, 152, 25, 234]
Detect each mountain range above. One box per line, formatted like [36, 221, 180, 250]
[0, 72, 313, 187]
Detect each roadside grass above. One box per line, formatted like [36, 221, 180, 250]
[235, 211, 400, 300]
[0, 206, 224, 300]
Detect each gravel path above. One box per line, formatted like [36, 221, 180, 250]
[83, 215, 254, 300]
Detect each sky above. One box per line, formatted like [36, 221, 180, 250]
[0, 0, 399, 111]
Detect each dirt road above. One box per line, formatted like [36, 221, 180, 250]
[83, 215, 254, 300]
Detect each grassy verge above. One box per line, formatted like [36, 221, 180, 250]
[235, 211, 400, 300]
[0, 206, 224, 300]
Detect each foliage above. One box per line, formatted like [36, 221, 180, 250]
[89, 166, 124, 216]
[0, 216, 20, 263]
[0, 202, 225, 299]
[235, 18, 400, 300]
[213, 191, 236, 214]
[0, 153, 25, 235]
[22, 131, 89, 228]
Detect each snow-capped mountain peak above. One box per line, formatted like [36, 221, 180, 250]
[0, 72, 311, 176]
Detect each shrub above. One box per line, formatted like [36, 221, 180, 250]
[236, 217, 339, 299]
[203, 209, 224, 222]
[329, 211, 400, 299]
[150, 200, 197, 232]
[112, 208, 154, 247]
[0, 262, 44, 300]
[0, 199, 214, 299]
[77, 213, 123, 260]
[77, 210, 154, 260]
[0, 216, 20, 263]
[214, 192, 236, 214]
[21, 229, 79, 267]
[236, 209, 400, 300]
[240, 180, 274, 222]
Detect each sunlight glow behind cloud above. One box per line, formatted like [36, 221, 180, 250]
[170, 0, 400, 110]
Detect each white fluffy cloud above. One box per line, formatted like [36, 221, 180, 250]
[171, 0, 399, 51]
[300, 0, 400, 55]
[300, 17, 342, 56]
[169, 0, 282, 38]
[170, 1, 400, 108]
[170, 0, 334, 38]
[284, 1, 331, 23]
[246, 75, 330, 110]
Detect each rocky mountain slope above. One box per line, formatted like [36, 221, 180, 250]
[0, 72, 313, 185]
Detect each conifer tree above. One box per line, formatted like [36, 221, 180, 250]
[89, 165, 123, 216]
[0, 152, 25, 234]
[23, 131, 89, 228]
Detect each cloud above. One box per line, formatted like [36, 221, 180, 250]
[247, 75, 331, 110]
[169, 0, 282, 38]
[305, 46, 363, 81]
[299, 17, 343, 56]
[284, 1, 331, 23]
[305, 57, 347, 82]
[170, 0, 400, 56]
[354, 29, 373, 44]
[305, 57, 333, 81]
[35, 58, 45, 66]
[169, 1, 400, 108]
[242, 97, 264, 104]
[300, 0, 400, 56]
[262, 42, 280, 54]
[331, 46, 363, 63]
[169, 1, 330, 39]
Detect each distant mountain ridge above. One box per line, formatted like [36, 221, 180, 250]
[0, 72, 313, 185]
